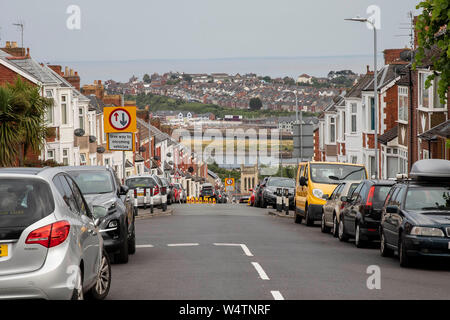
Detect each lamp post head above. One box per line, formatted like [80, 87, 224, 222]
[344, 16, 368, 23]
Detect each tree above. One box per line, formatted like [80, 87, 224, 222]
[283, 76, 295, 86]
[249, 97, 263, 110]
[143, 73, 151, 83]
[414, 0, 449, 104]
[262, 76, 272, 83]
[0, 77, 52, 166]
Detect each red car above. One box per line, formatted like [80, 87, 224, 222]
[249, 188, 257, 206]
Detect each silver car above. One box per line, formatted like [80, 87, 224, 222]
[0, 167, 111, 300]
[125, 174, 162, 207]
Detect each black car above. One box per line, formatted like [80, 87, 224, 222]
[200, 183, 217, 201]
[338, 179, 395, 247]
[261, 177, 295, 209]
[255, 177, 269, 208]
[380, 159, 450, 267]
[63, 166, 136, 264]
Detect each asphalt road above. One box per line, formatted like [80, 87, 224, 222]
[107, 203, 450, 300]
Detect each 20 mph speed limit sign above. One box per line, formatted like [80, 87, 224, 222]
[104, 106, 137, 133]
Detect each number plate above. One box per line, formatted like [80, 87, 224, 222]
[138, 193, 144, 197]
[0, 244, 8, 257]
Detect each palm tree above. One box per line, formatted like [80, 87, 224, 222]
[0, 76, 53, 166]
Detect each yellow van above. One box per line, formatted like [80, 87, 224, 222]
[295, 161, 367, 226]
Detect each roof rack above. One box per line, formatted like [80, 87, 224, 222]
[409, 159, 450, 180]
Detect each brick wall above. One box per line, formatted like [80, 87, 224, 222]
[382, 85, 399, 131]
[0, 64, 34, 86]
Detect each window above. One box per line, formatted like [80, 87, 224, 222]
[53, 174, 78, 212]
[350, 156, 358, 164]
[329, 117, 336, 143]
[419, 73, 430, 108]
[64, 175, 88, 216]
[61, 95, 68, 124]
[369, 156, 376, 178]
[68, 170, 115, 194]
[79, 108, 84, 130]
[433, 76, 446, 109]
[80, 154, 86, 165]
[351, 103, 357, 133]
[46, 90, 54, 124]
[47, 149, 55, 160]
[398, 87, 408, 122]
[387, 156, 398, 179]
[369, 97, 375, 130]
[350, 183, 364, 202]
[342, 111, 346, 135]
[62, 149, 69, 166]
[105, 158, 110, 166]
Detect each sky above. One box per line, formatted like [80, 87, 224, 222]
[0, 0, 420, 63]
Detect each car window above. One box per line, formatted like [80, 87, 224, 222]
[53, 174, 79, 213]
[126, 177, 156, 189]
[0, 178, 55, 231]
[346, 183, 359, 197]
[64, 175, 88, 216]
[371, 186, 392, 209]
[350, 183, 363, 201]
[405, 186, 450, 211]
[69, 170, 115, 195]
[331, 184, 344, 199]
[267, 178, 295, 188]
[309, 164, 366, 184]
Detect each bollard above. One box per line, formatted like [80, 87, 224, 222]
[143, 187, 147, 210]
[162, 187, 167, 212]
[276, 187, 282, 212]
[213, 198, 216, 204]
[133, 188, 138, 210]
[283, 188, 290, 215]
[150, 187, 154, 214]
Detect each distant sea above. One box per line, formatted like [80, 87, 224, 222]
[52, 55, 383, 86]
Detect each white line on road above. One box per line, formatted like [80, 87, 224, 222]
[251, 262, 270, 280]
[167, 243, 199, 247]
[213, 243, 254, 256]
[271, 291, 285, 300]
[136, 244, 154, 248]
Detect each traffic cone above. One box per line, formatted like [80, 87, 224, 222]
[213, 198, 216, 204]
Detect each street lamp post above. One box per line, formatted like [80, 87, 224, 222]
[283, 89, 301, 165]
[345, 16, 379, 178]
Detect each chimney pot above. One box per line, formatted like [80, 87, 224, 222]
[26, 48, 30, 58]
[5, 41, 11, 48]
[65, 66, 69, 76]
[75, 71, 78, 76]
[12, 42, 18, 48]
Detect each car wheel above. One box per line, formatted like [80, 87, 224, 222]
[85, 250, 111, 300]
[261, 197, 267, 208]
[115, 225, 129, 264]
[399, 234, 413, 268]
[338, 217, 349, 242]
[332, 214, 339, 238]
[321, 211, 330, 233]
[305, 205, 314, 226]
[355, 223, 365, 248]
[380, 229, 394, 257]
[294, 207, 303, 224]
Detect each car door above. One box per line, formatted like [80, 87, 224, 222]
[324, 183, 342, 224]
[389, 186, 405, 247]
[345, 182, 363, 235]
[297, 164, 308, 213]
[383, 187, 399, 245]
[59, 174, 100, 286]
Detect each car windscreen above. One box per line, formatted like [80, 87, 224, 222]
[68, 170, 114, 194]
[126, 177, 156, 189]
[0, 178, 55, 239]
[346, 183, 359, 196]
[310, 164, 367, 184]
[405, 186, 450, 212]
[267, 178, 295, 188]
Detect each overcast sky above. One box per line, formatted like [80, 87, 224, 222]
[0, 0, 419, 62]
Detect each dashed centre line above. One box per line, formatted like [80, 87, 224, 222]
[213, 243, 254, 256]
[251, 262, 270, 280]
[167, 243, 199, 247]
[271, 291, 285, 300]
[136, 244, 154, 248]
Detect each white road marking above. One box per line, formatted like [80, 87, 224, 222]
[167, 243, 199, 247]
[136, 244, 154, 248]
[271, 291, 285, 300]
[213, 243, 254, 257]
[251, 262, 270, 280]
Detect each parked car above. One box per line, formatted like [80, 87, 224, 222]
[172, 183, 186, 203]
[255, 177, 269, 207]
[261, 177, 295, 209]
[239, 195, 250, 203]
[338, 179, 395, 247]
[0, 167, 111, 300]
[63, 166, 135, 263]
[295, 161, 368, 226]
[217, 190, 226, 203]
[249, 188, 257, 206]
[380, 159, 450, 267]
[321, 180, 361, 236]
[125, 175, 162, 208]
[159, 177, 173, 205]
[201, 183, 216, 201]
[152, 175, 169, 207]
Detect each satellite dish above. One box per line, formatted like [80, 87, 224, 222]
[400, 50, 413, 62]
[89, 135, 96, 143]
[153, 156, 160, 161]
[166, 152, 172, 157]
[188, 166, 194, 173]
[168, 161, 173, 166]
[74, 128, 85, 137]
[97, 146, 105, 154]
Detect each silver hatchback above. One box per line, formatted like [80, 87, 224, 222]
[0, 167, 111, 300]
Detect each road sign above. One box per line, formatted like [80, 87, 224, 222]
[104, 106, 137, 133]
[107, 132, 135, 151]
[225, 178, 235, 192]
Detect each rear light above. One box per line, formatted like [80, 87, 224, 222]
[340, 202, 346, 210]
[366, 186, 375, 207]
[26, 221, 70, 248]
[154, 185, 160, 195]
[134, 189, 137, 198]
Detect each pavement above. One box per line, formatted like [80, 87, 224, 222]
[107, 203, 450, 300]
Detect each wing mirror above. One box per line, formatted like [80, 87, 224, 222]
[119, 185, 129, 195]
[322, 194, 330, 200]
[299, 176, 307, 186]
[386, 205, 399, 214]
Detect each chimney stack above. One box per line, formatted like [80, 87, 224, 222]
[2, 41, 26, 57]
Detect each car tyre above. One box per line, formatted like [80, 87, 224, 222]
[305, 205, 314, 226]
[115, 225, 129, 264]
[261, 197, 267, 209]
[380, 229, 394, 257]
[355, 223, 366, 248]
[321, 211, 331, 233]
[399, 234, 414, 268]
[128, 222, 136, 255]
[332, 214, 339, 238]
[294, 207, 303, 224]
[85, 250, 111, 300]
[338, 217, 349, 242]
